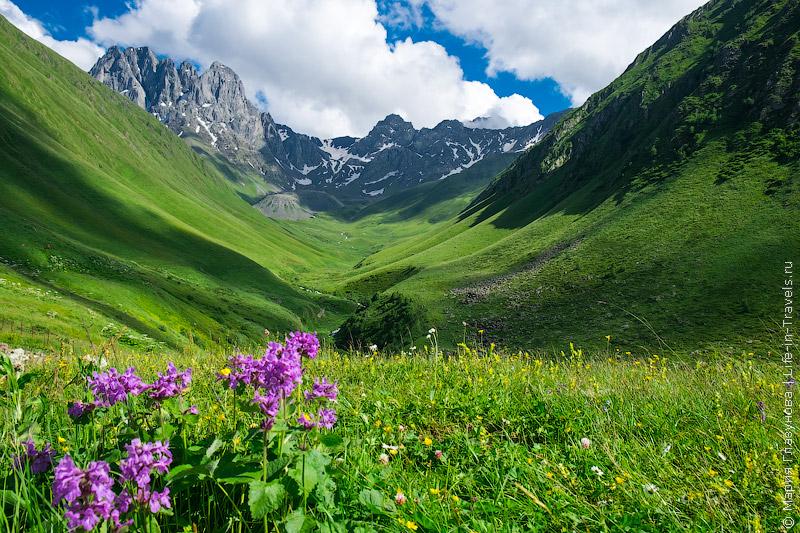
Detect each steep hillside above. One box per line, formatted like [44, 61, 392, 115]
[325, 0, 800, 350]
[0, 16, 351, 351]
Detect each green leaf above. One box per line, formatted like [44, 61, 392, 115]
[318, 520, 347, 533]
[205, 438, 224, 458]
[284, 508, 313, 533]
[248, 480, 286, 519]
[288, 450, 329, 497]
[319, 433, 344, 448]
[0, 489, 23, 508]
[358, 488, 395, 514]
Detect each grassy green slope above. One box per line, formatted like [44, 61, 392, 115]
[0, 16, 352, 352]
[324, 0, 800, 351]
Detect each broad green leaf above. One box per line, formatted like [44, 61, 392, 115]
[248, 480, 286, 519]
[284, 508, 313, 533]
[205, 438, 224, 458]
[358, 488, 395, 514]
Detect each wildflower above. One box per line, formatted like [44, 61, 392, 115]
[88, 367, 147, 407]
[219, 367, 231, 377]
[13, 440, 55, 474]
[423, 437, 432, 446]
[53, 456, 118, 531]
[724, 479, 734, 487]
[580, 437, 592, 449]
[643, 483, 659, 494]
[426, 334, 431, 340]
[379, 453, 390, 465]
[395, 491, 407, 505]
[662, 443, 672, 456]
[429, 328, 436, 334]
[614, 476, 625, 485]
[285, 331, 320, 359]
[591, 466, 604, 477]
[435, 450, 443, 460]
[369, 344, 378, 352]
[119, 439, 173, 514]
[67, 401, 95, 420]
[429, 488, 440, 495]
[148, 363, 191, 401]
[398, 425, 406, 432]
[451, 495, 460, 503]
[298, 412, 315, 429]
[405, 520, 418, 531]
[317, 408, 337, 429]
[304, 377, 338, 402]
[183, 405, 199, 416]
[605, 335, 612, 342]
[708, 468, 718, 477]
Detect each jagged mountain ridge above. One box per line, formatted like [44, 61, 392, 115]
[90, 46, 563, 201]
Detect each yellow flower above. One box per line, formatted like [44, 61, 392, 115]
[57, 436, 66, 444]
[451, 495, 460, 503]
[423, 437, 432, 446]
[389, 449, 398, 456]
[708, 468, 718, 477]
[405, 521, 418, 531]
[724, 479, 734, 487]
[219, 367, 231, 376]
[430, 488, 440, 495]
[605, 335, 612, 342]
[545, 472, 554, 479]
[614, 476, 625, 485]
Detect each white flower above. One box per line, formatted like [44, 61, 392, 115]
[368, 344, 378, 352]
[462, 321, 467, 327]
[379, 453, 390, 465]
[591, 466, 604, 477]
[395, 492, 407, 505]
[662, 444, 672, 456]
[429, 328, 436, 334]
[426, 334, 431, 340]
[643, 483, 659, 494]
[580, 437, 592, 449]
[718, 451, 727, 461]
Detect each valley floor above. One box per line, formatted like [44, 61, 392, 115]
[1, 339, 790, 531]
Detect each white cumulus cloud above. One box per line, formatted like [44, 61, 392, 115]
[414, 0, 707, 105]
[87, 0, 542, 137]
[0, 0, 103, 70]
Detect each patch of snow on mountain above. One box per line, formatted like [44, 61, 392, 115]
[502, 140, 518, 152]
[365, 170, 399, 185]
[196, 117, 217, 147]
[300, 164, 320, 175]
[363, 188, 384, 196]
[278, 129, 290, 141]
[295, 177, 312, 186]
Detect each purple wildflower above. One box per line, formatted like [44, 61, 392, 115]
[786, 376, 796, 389]
[148, 363, 191, 401]
[304, 377, 338, 402]
[285, 331, 320, 359]
[183, 405, 199, 416]
[120, 439, 172, 489]
[13, 440, 56, 474]
[317, 408, 337, 429]
[88, 367, 147, 407]
[68, 401, 95, 420]
[298, 412, 316, 429]
[119, 439, 173, 514]
[297, 408, 337, 430]
[53, 456, 117, 531]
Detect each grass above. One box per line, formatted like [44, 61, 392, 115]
[0, 337, 790, 531]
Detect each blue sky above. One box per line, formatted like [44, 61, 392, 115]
[13, 0, 572, 116]
[2, 0, 704, 137]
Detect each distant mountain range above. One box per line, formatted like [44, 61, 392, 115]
[90, 46, 564, 203]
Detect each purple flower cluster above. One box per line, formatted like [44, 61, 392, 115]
[304, 377, 338, 402]
[53, 440, 173, 531]
[148, 363, 192, 401]
[285, 331, 320, 359]
[88, 367, 148, 407]
[217, 332, 333, 431]
[298, 408, 337, 430]
[69, 363, 192, 420]
[13, 440, 55, 474]
[53, 457, 120, 531]
[119, 439, 173, 513]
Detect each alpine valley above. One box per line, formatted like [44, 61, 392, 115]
[1, 0, 798, 355]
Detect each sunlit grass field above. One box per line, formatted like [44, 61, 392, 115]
[1, 333, 790, 532]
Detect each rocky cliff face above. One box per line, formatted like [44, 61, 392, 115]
[91, 46, 564, 200]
